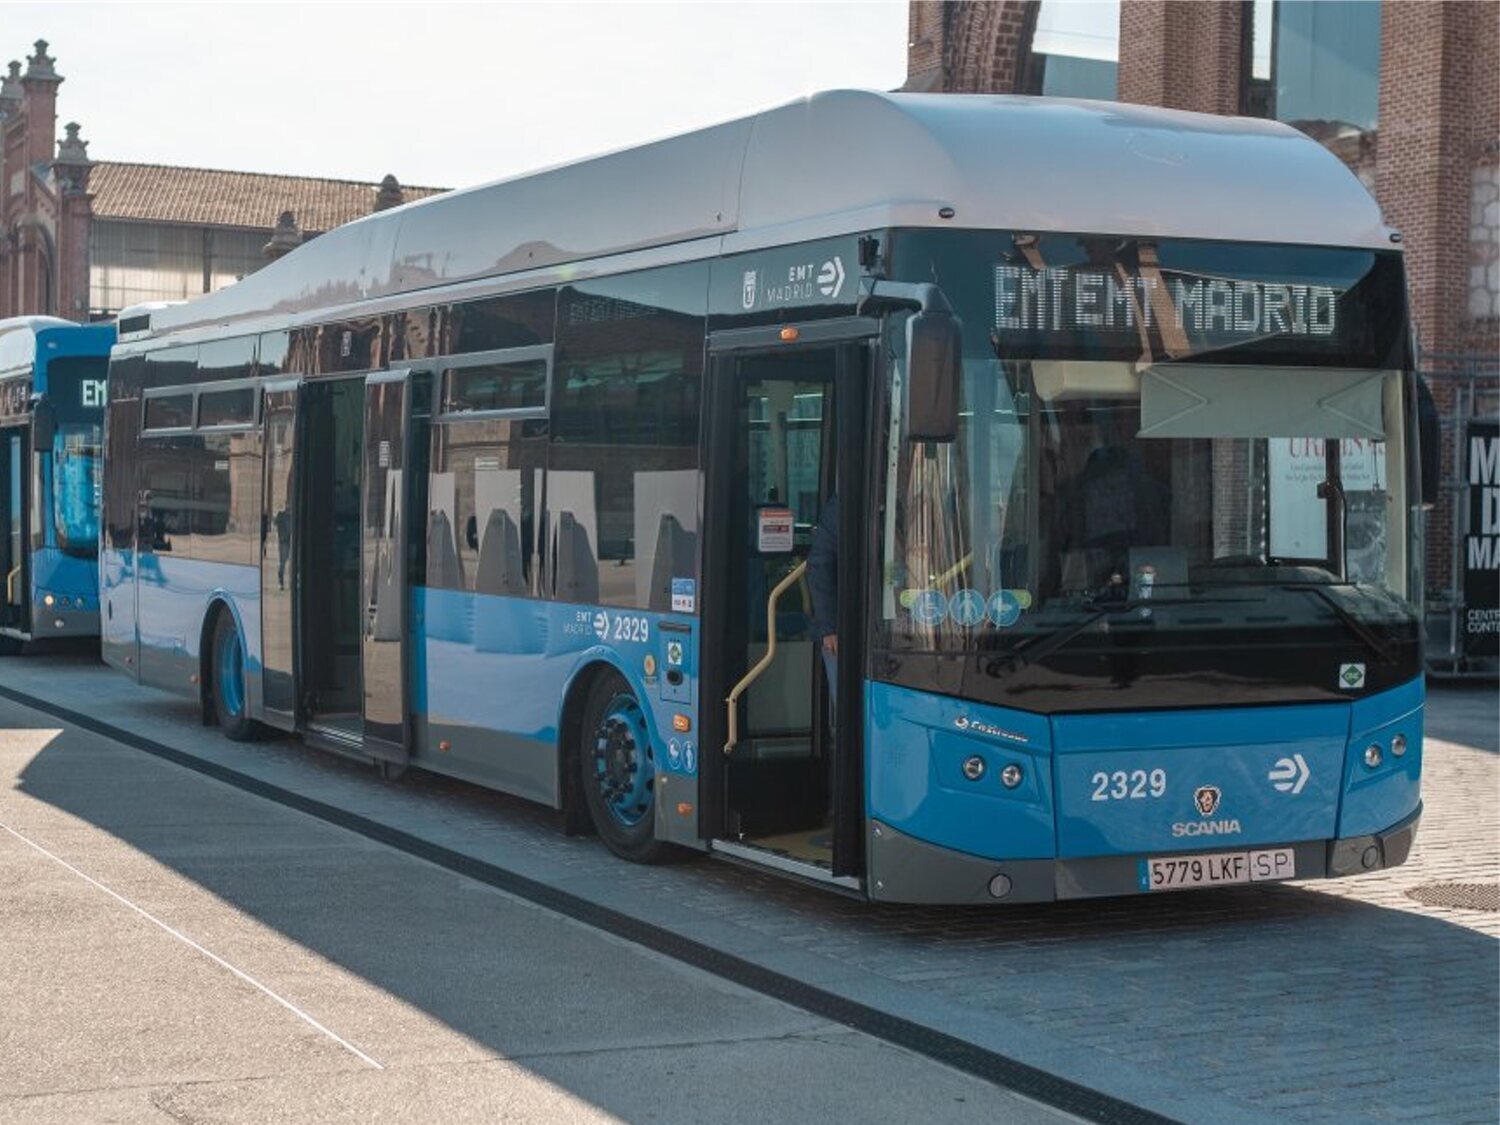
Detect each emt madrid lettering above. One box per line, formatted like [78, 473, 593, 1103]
[994, 264, 1338, 338]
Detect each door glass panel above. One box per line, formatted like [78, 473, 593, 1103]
[361, 375, 410, 754]
[4, 432, 22, 622]
[260, 388, 298, 718]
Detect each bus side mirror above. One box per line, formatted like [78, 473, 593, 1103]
[1415, 374, 1440, 508]
[906, 311, 962, 443]
[31, 396, 57, 449]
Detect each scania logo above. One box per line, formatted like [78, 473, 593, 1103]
[1171, 819, 1243, 838]
[1193, 785, 1222, 817]
[953, 716, 1027, 744]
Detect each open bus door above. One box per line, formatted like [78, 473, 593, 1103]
[699, 325, 876, 887]
[259, 379, 301, 731]
[0, 424, 30, 643]
[359, 369, 421, 771]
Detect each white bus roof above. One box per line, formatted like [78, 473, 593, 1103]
[0, 316, 82, 376]
[137, 90, 1393, 340]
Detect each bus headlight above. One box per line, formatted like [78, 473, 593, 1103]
[1364, 743, 1383, 769]
[1000, 763, 1024, 789]
[961, 755, 986, 781]
[1391, 733, 1408, 757]
[42, 594, 55, 607]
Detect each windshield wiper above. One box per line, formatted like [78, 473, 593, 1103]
[980, 600, 1149, 679]
[1281, 582, 1400, 665]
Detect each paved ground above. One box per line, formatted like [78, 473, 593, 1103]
[0, 696, 1070, 1125]
[0, 653, 1495, 1124]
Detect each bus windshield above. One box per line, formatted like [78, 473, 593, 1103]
[878, 231, 1419, 710]
[44, 356, 107, 555]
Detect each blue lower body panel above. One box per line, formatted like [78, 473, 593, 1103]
[864, 677, 1424, 899]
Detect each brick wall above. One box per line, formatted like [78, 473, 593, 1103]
[902, 1, 1038, 94]
[1376, 1, 1500, 587]
[1117, 0, 1241, 114]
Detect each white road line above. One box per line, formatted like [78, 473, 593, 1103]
[0, 819, 384, 1070]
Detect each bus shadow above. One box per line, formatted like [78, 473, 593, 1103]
[7, 707, 1498, 1125]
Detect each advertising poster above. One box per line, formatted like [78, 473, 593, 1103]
[1463, 420, 1499, 658]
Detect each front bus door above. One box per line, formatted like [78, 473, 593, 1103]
[0, 425, 29, 639]
[360, 369, 421, 770]
[700, 327, 874, 885]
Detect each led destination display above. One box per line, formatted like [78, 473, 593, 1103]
[995, 265, 1339, 339]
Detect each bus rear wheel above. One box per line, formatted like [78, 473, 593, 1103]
[579, 671, 673, 864]
[210, 611, 262, 742]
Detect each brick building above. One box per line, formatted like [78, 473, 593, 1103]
[905, 0, 1498, 670]
[0, 40, 444, 324]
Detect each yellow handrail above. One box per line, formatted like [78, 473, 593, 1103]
[724, 559, 807, 757]
[5, 565, 17, 605]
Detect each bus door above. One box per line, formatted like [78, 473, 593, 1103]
[700, 329, 874, 883]
[0, 425, 29, 638]
[359, 369, 421, 768]
[259, 379, 301, 731]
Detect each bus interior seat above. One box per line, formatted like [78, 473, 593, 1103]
[427, 509, 463, 590]
[476, 509, 526, 596]
[647, 513, 697, 612]
[553, 511, 599, 603]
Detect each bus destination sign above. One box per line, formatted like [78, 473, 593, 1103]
[994, 264, 1339, 342]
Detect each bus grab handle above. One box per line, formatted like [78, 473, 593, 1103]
[724, 559, 808, 757]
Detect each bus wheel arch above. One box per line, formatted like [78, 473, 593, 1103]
[557, 662, 610, 837]
[571, 664, 675, 864]
[201, 600, 262, 741]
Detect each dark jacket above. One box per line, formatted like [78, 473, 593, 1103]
[808, 495, 839, 640]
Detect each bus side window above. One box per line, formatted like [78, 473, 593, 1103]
[549, 263, 706, 610]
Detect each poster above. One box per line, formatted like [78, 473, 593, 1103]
[1463, 420, 1499, 658]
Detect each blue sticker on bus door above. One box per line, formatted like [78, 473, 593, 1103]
[911, 589, 947, 626]
[988, 590, 1023, 627]
[671, 578, 696, 613]
[950, 588, 986, 627]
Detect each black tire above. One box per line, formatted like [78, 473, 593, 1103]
[578, 670, 674, 864]
[0, 634, 22, 656]
[209, 611, 263, 742]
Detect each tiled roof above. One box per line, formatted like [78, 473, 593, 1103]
[88, 161, 447, 233]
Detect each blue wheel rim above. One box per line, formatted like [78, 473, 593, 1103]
[216, 621, 245, 719]
[591, 693, 655, 828]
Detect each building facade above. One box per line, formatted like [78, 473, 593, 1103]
[0, 40, 443, 324]
[905, 0, 1498, 672]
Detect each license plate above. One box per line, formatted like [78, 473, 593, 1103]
[1141, 848, 1296, 892]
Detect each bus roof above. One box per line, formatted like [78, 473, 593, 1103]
[134, 90, 1393, 341]
[0, 317, 115, 377]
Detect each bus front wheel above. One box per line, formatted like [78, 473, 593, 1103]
[579, 670, 673, 864]
[210, 611, 262, 742]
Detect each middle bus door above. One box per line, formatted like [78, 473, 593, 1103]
[258, 379, 301, 731]
[359, 369, 419, 768]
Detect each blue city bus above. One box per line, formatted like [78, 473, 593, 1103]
[100, 93, 1434, 902]
[0, 316, 113, 653]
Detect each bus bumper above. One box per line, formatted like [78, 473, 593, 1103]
[866, 805, 1422, 905]
[30, 605, 98, 639]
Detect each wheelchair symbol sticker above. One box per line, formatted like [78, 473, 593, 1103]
[912, 589, 947, 626]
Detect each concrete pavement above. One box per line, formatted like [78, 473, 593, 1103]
[0, 707, 1073, 1125]
[0, 654, 1495, 1124]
